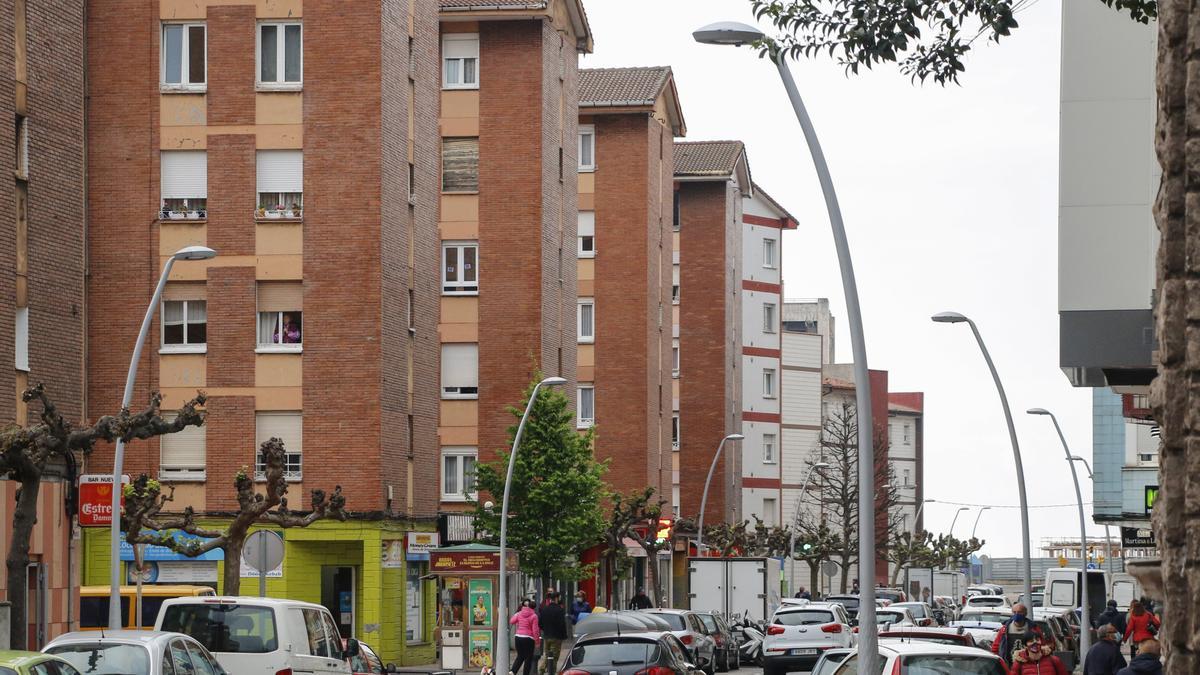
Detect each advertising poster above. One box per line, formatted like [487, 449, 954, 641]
[468, 630, 494, 668]
[468, 578, 493, 626]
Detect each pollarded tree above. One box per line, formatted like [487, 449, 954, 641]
[471, 376, 608, 585]
[603, 487, 670, 608]
[1, 384, 206, 649]
[122, 437, 346, 594]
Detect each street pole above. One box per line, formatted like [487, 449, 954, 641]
[1070, 456, 1116, 575]
[949, 507, 969, 536]
[108, 245, 216, 630]
[912, 499, 935, 535]
[932, 312, 1033, 608]
[1029, 408, 1091, 656]
[692, 24, 878, 672]
[696, 433, 745, 554]
[970, 507, 990, 584]
[789, 462, 830, 594]
[495, 376, 566, 675]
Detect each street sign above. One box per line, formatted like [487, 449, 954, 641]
[243, 531, 284, 598]
[1121, 526, 1156, 548]
[77, 475, 129, 527]
[821, 561, 839, 578]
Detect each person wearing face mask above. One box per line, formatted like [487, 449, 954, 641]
[1084, 624, 1128, 675]
[1008, 638, 1069, 675]
[992, 603, 1044, 668]
[570, 591, 592, 624]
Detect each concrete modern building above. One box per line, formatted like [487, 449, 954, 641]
[887, 392, 924, 538]
[780, 325, 824, 593]
[0, 0, 86, 649]
[783, 298, 835, 365]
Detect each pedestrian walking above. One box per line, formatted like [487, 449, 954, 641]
[510, 599, 542, 675]
[1123, 599, 1161, 660]
[992, 604, 1044, 669]
[570, 591, 592, 624]
[1083, 624, 1128, 675]
[1116, 638, 1162, 675]
[793, 586, 811, 600]
[629, 587, 652, 610]
[1095, 599, 1128, 636]
[1007, 638, 1069, 675]
[538, 592, 569, 675]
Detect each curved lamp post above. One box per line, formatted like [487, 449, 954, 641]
[696, 433, 745, 554]
[971, 506, 991, 539]
[932, 311, 1033, 608]
[1069, 455, 1115, 575]
[789, 462, 830, 593]
[912, 498, 936, 535]
[693, 23, 879, 671]
[109, 245, 217, 629]
[1029, 408, 1091, 656]
[493, 376, 568, 675]
[948, 507, 970, 536]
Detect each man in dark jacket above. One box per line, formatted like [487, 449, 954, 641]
[991, 604, 1043, 668]
[1116, 638, 1162, 675]
[538, 592, 569, 675]
[1095, 599, 1128, 636]
[629, 588, 653, 610]
[1084, 624, 1128, 675]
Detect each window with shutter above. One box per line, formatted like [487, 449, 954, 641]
[161, 414, 206, 479]
[161, 151, 207, 217]
[161, 300, 207, 352]
[255, 412, 302, 480]
[257, 282, 303, 351]
[441, 344, 479, 399]
[441, 138, 478, 193]
[15, 307, 28, 372]
[442, 34, 479, 89]
[257, 150, 303, 218]
[577, 212, 595, 258]
[577, 385, 595, 428]
[578, 125, 595, 171]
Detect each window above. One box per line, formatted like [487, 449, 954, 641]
[14, 306, 28, 372]
[578, 125, 595, 171]
[577, 299, 594, 343]
[672, 190, 680, 230]
[672, 265, 680, 304]
[577, 385, 595, 428]
[161, 23, 206, 89]
[763, 433, 776, 464]
[442, 34, 479, 89]
[763, 238, 777, 268]
[903, 468, 911, 486]
[672, 415, 680, 450]
[763, 368, 776, 398]
[763, 303, 776, 333]
[409, 162, 417, 204]
[255, 412, 302, 480]
[672, 339, 680, 378]
[578, 212, 595, 258]
[903, 424, 911, 444]
[441, 137, 478, 192]
[160, 150, 207, 217]
[14, 114, 27, 177]
[160, 414, 206, 480]
[441, 447, 478, 500]
[441, 343, 479, 399]
[258, 22, 302, 87]
[442, 241, 478, 294]
[257, 282, 303, 351]
[762, 498, 777, 527]
[257, 150, 303, 217]
[161, 300, 207, 352]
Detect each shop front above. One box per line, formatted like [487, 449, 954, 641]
[429, 543, 520, 671]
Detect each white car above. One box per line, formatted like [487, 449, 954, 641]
[964, 594, 1012, 610]
[155, 596, 357, 675]
[958, 607, 1013, 625]
[763, 602, 855, 675]
[44, 630, 228, 675]
[949, 619, 1005, 650]
[832, 640, 1007, 674]
[872, 607, 917, 629]
[889, 602, 936, 627]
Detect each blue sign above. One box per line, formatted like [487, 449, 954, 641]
[1087, 562, 1099, 570]
[119, 530, 224, 562]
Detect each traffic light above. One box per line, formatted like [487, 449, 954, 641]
[801, 542, 814, 553]
[655, 518, 672, 544]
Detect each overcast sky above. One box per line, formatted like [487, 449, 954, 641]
[582, 0, 1103, 558]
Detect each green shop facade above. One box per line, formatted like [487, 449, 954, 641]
[80, 519, 440, 666]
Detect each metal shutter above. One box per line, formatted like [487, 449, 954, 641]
[441, 344, 479, 390]
[160, 151, 207, 198]
[258, 282, 303, 311]
[256, 412, 302, 454]
[256, 150, 303, 193]
[161, 415, 206, 470]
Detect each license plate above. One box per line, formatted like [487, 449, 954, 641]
[791, 648, 818, 656]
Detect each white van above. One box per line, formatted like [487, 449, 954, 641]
[155, 596, 357, 675]
[1110, 573, 1141, 611]
[1044, 568, 1109, 626]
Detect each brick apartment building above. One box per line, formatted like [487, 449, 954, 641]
[83, 0, 443, 663]
[0, 0, 86, 649]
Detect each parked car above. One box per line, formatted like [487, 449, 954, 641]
[808, 647, 854, 675]
[762, 602, 855, 675]
[957, 608, 1013, 626]
[560, 631, 699, 675]
[831, 640, 1007, 674]
[877, 626, 983, 649]
[823, 595, 860, 621]
[0, 650, 83, 675]
[155, 596, 357, 675]
[1029, 617, 1076, 672]
[697, 611, 740, 671]
[963, 594, 1011, 611]
[43, 630, 227, 675]
[347, 639, 385, 674]
[873, 588, 907, 604]
[640, 609, 717, 675]
[1018, 592, 1046, 608]
[947, 620, 1004, 650]
[871, 607, 917, 629]
[78, 585, 216, 631]
[890, 602, 936, 627]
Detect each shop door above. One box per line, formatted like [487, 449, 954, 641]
[321, 566, 356, 638]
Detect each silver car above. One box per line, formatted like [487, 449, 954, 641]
[640, 609, 718, 675]
[44, 630, 228, 675]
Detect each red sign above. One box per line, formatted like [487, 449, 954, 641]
[430, 549, 519, 573]
[78, 474, 128, 527]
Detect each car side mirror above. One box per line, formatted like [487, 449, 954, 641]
[344, 638, 361, 658]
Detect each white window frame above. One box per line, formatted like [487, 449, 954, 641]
[160, 299, 207, 354]
[14, 306, 28, 372]
[441, 447, 478, 501]
[442, 241, 479, 295]
[763, 303, 777, 334]
[159, 413, 207, 481]
[578, 125, 595, 172]
[256, 310, 303, 353]
[578, 212, 595, 258]
[762, 498, 777, 527]
[256, 22, 303, 89]
[577, 385, 595, 428]
[672, 339, 680, 378]
[577, 298, 595, 344]
[672, 414, 680, 450]
[442, 34, 479, 90]
[160, 23, 207, 91]
[441, 343, 479, 400]
[763, 368, 777, 399]
[254, 412, 303, 482]
[762, 433, 776, 464]
[763, 238, 777, 269]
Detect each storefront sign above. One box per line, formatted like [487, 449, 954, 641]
[119, 531, 223, 561]
[468, 579, 493, 626]
[382, 540, 405, 569]
[407, 532, 440, 560]
[78, 475, 128, 527]
[127, 560, 218, 584]
[468, 630, 494, 668]
[430, 549, 517, 573]
[1121, 526, 1156, 548]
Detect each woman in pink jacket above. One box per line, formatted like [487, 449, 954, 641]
[510, 599, 541, 675]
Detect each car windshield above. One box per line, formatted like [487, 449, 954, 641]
[652, 613, 687, 631]
[877, 611, 907, 624]
[699, 614, 719, 632]
[971, 597, 1005, 607]
[832, 654, 887, 675]
[884, 635, 968, 646]
[876, 590, 903, 601]
[829, 597, 860, 610]
[776, 610, 834, 626]
[898, 605, 927, 617]
[570, 641, 660, 666]
[0, 667, 16, 675]
[901, 654, 1006, 674]
[47, 643, 152, 674]
[160, 603, 279, 653]
[812, 653, 852, 675]
[961, 612, 1010, 624]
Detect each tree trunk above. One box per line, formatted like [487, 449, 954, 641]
[1152, 0, 1195, 672]
[6, 475, 42, 649]
[644, 547, 663, 608]
[808, 561, 819, 601]
[222, 539, 244, 595]
[890, 563, 903, 587]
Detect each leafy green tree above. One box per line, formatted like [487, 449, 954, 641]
[471, 377, 608, 584]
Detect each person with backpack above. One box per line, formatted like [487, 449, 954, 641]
[1095, 599, 1128, 636]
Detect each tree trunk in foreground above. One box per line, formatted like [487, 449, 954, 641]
[5, 476, 41, 649]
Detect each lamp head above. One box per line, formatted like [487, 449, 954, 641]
[692, 21, 765, 46]
[1026, 408, 1051, 416]
[725, 433, 746, 441]
[172, 245, 217, 261]
[540, 376, 568, 387]
[931, 311, 968, 324]
[956, 507, 969, 513]
[980, 506, 992, 511]
[1069, 455, 1085, 461]
[813, 462, 831, 470]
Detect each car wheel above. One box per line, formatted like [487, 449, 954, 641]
[704, 654, 716, 675]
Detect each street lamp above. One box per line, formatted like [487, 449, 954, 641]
[1069, 455, 1116, 575]
[789, 462, 830, 594]
[694, 23, 879, 671]
[971, 506, 991, 540]
[949, 507, 969, 536]
[1028, 407, 1091, 656]
[932, 311, 1033, 607]
[109, 245, 216, 629]
[696, 433, 746, 554]
[912, 498, 936, 535]
[494, 376, 568, 675]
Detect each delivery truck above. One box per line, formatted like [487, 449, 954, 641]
[688, 557, 782, 623]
